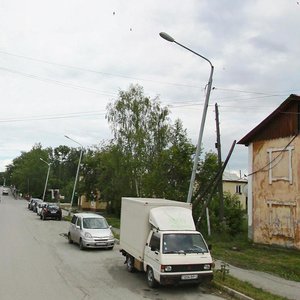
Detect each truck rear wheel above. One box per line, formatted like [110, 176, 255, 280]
[126, 255, 135, 272]
[147, 267, 157, 288]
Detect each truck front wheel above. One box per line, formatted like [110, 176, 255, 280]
[147, 267, 157, 288]
[126, 255, 135, 272]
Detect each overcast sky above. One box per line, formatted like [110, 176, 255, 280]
[0, 0, 299, 176]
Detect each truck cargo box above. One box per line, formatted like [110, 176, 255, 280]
[120, 197, 192, 262]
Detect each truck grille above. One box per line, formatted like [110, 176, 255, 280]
[170, 264, 210, 272]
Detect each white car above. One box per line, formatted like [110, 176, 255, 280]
[37, 202, 47, 216]
[68, 213, 115, 250]
[2, 187, 9, 195]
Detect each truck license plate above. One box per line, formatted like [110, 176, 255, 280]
[181, 274, 198, 280]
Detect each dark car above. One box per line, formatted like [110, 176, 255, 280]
[41, 204, 62, 221]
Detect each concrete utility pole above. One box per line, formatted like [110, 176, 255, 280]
[159, 32, 214, 204]
[215, 103, 224, 221]
[40, 158, 51, 201]
[64, 135, 84, 216]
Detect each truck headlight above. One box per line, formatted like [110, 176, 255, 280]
[203, 264, 211, 270]
[161, 265, 172, 272]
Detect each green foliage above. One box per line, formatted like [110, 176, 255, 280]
[192, 152, 244, 236]
[4, 143, 83, 203]
[6, 144, 50, 198]
[142, 119, 194, 200]
[4, 84, 228, 225]
[106, 84, 171, 197]
[198, 192, 245, 236]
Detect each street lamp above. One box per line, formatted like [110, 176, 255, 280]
[160, 32, 214, 204]
[65, 135, 84, 214]
[40, 158, 51, 201]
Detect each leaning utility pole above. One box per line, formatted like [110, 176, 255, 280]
[215, 103, 224, 221]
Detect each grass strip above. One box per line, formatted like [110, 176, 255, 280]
[207, 234, 300, 282]
[213, 272, 288, 300]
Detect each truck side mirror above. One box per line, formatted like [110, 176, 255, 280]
[208, 244, 212, 250]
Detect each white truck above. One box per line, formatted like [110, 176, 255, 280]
[120, 197, 213, 287]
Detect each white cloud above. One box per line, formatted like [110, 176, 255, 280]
[0, 0, 300, 173]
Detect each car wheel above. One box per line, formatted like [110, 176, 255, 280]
[147, 267, 157, 288]
[126, 255, 135, 272]
[68, 232, 73, 244]
[79, 239, 85, 250]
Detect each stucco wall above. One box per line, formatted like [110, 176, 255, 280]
[251, 136, 300, 249]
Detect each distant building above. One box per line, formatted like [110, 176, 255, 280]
[239, 94, 300, 250]
[222, 171, 248, 210]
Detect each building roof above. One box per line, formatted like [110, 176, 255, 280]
[223, 171, 247, 183]
[238, 94, 300, 146]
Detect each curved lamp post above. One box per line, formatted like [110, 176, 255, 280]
[65, 135, 83, 215]
[159, 32, 214, 204]
[40, 158, 51, 201]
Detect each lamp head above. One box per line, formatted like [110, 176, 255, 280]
[159, 32, 175, 43]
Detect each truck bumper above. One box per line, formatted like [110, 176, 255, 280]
[159, 272, 213, 286]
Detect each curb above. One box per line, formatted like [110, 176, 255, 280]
[214, 282, 254, 300]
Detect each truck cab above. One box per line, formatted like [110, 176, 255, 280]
[144, 230, 213, 287]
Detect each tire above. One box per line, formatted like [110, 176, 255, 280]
[68, 232, 73, 244]
[40, 215, 42, 220]
[79, 239, 85, 250]
[147, 267, 157, 288]
[126, 255, 135, 272]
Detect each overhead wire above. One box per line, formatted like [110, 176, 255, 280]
[0, 49, 201, 89]
[0, 66, 117, 97]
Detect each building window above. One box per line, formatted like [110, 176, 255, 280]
[267, 146, 294, 184]
[235, 185, 242, 194]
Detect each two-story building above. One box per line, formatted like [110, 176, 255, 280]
[238, 94, 300, 249]
[223, 171, 248, 210]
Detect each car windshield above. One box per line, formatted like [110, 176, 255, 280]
[163, 233, 208, 254]
[82, 218, 108, 229]
[48, 205, 58, 209]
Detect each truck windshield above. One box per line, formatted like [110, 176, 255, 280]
[162, 233, 208, 254]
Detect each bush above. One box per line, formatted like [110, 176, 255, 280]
[197, 192, 245, 236]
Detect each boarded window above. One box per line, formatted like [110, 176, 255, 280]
[267, 200, 296, 239]
[267, 146, 294, 184]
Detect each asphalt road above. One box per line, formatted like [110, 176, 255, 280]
[0, 191, 226, 300]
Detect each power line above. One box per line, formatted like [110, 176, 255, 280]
[0, 66, 117, 96]
[0, 49, 201, 89]
[0, 110, 107, 123]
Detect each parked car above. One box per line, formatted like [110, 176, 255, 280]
[37, 202, 47, 216]
[68, 213, 115, 250]
[32, 199, 43, 213]
[28, 199, 33, 209]
[2, 187, 9, 195]
[28, 198, 42, 210]
[41, 203, 62, 220]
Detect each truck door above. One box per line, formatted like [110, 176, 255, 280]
[144, 231, 161, 280]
